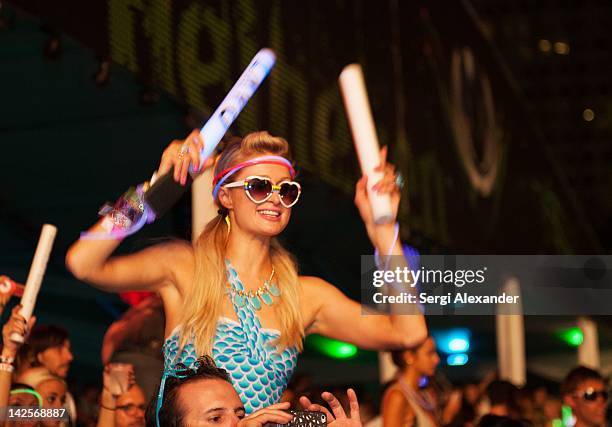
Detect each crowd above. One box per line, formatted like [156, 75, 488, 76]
[0, 131, 608, 427]
[0, 289, 607, 427]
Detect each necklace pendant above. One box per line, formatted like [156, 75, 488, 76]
[233, 293, 247, 308]
[261, 291, 273, 306]
[268, 283, 281, 297]
[249, 296, 262, 311]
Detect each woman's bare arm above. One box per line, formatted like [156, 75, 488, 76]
[66, 236, 192, 294]
[65, 130, 207, 293]
[302, 275, 426, 350]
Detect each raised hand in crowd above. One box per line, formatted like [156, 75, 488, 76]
[0, 305, 36, 408]
[98, 363, 145, 427]
[299, 389, 363, 427]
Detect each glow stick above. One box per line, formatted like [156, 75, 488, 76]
[11, 224, 57, 343]
[339, 64, 393, 224]
[191, 48, 277, 171]
[144, 48, 276, 218]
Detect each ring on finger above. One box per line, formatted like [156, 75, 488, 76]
[178, 143, 189, 160]
[395, 172, 405, 190]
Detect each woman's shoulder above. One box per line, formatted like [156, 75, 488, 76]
[298, 275, 339, 292]
[383, 382, 405, 398]
[383, 382, 411, 405]
[382, 383, 412, 415]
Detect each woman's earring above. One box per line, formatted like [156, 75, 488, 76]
[225, 215, 231, 233]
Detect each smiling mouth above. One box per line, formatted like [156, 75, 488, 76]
[258, 209, 281, 219]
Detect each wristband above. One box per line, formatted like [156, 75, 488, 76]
[0, 362, 14, 373]
[374, 222, 400, 270]
[0, 354, 15, 364]
[81, 183, 155, 240]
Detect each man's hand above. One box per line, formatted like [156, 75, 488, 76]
[237, 402, 294, 427]
[299, 389, 362, 427]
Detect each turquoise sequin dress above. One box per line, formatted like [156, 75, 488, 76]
[162, 261, 299, 414]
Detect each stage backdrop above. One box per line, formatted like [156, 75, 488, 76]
[8, 0, 602, 254]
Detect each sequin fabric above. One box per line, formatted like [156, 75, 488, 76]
[162, 261, 299, 414]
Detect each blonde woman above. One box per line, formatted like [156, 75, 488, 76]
[66, 130, 426, 413]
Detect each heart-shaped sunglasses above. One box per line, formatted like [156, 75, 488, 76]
[223, 176, 302, 208]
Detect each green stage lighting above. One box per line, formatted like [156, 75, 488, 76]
[307, 335, 358, 359]
[558, 327, 583, 347]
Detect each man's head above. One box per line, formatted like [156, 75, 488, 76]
[147, 357, 245, 427]
[27, 325, 73, 378]
[116, 385, 146, 427]
[562, 366, 607, 427]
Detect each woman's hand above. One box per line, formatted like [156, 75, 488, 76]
[299, 389, 362, 427]
[158, 129, 215, 186]
[2, 305, 36, 357]
[237, 402, 294, 426]
[354, 146, 402, 250]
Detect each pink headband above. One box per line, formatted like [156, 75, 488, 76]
[212, 155, 296, 199]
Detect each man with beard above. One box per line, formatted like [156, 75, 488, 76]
[21, 324, 76, 424]
[23, 325, 74, 378]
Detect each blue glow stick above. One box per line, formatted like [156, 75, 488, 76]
[190, 48, 276, 171]
[143, 48, 276, 219]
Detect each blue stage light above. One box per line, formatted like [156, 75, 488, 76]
[432, 328, 471, 354]
[448, 337, 470, 352]
[447, 353, 469, 366]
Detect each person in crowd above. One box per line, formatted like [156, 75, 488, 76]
[102, 293, 165, 401]
[19, 324, 76, 425]
[97, 364, 145, 427]
[66, 130, 426, 413]
[484, 381, 520, 419]
[561, 366, 607, 427]
[515, 388, 536, 424]
[541, 397, 561, 427]
[20, 325, 73, 379]
[148, 356, 362, 427]
[0, 305, 37, 406]
[0, 304, 40, 427]
[17, 367, 68, 427]
[381, 336, 460, 427]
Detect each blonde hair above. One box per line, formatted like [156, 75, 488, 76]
[17, 367, 66, 389]
[177, 131, 304, 357]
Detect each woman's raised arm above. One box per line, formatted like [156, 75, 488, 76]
[300, 147, 427, 349]
[65, 238, 192, 293]
[65, 130, 207, 293]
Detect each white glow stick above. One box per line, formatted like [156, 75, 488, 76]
[11, 224, 57, 343]
[339, 64, 394, 224]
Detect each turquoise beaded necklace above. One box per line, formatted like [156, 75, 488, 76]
[226, 266, 281, 311]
